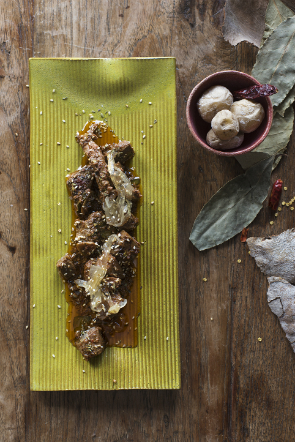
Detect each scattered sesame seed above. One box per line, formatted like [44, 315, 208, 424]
[37, 161, 41, 165]
[275, 213, 278, 217]
[57, 305, 61, 309]
[57, 202, 61, 205]
[154, 119, 157, 124]
[166, 337, 169, 341]
[141, 241, 144, 245]
[57, 142, 61, 145]
[144, 336, 146, 340]
[203, 278, 207, 282]
[67, 168, 70, 172]
[64, 241, 67, 245]
[26, 325, 29, 329]
[291, 207, 294, 211]
[62, 97, 67, 100]
[282, 201, 286, 206]
[143, 135, 146, 139]
[10, 204, 13, 207]
[126, 104, 129, 108]
[24, 208, 28, 211]
[258, 337, 262, 342]
[82, 110, 85, 113]
[52, 89, 55, 93]
[62, 120, 66, 123]
[52, 354, 55, 358]
[286, 203, 290, 207]
[140, 99, 143, 103]
[237, 259, 241, 263]
[15, 133, 18, 137]
[40, 111, 42, 115]
[113, 379, 117, 383]
[108, 111, 111, 115]
[40, 143, 43, 146]
[149, 125, 153, 128]
[270, 221, 274, 225]
[210, 317, 213, 321]
[248, 251, 251, 254]
[278, 207, 282, 211]
[284, 187, 287, 191]
[26, 84, 29, 87]
[149, 102, 152, 105]
[50, 99, 54, 102]
[58, 229, 61, 233]
[56, 337, 58, 340]
[82, 370, 85, 373]
[33, 304, 36, 308]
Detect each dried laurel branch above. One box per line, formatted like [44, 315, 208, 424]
[247, 229, 295, 353]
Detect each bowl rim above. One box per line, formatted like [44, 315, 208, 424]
[186, 70, 273, 157]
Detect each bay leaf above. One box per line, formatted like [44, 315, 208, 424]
[189, 156, 273, 251]
[235, 106, 294, 170]
[252, 16, 295, 107]
[261, 0, 294, 46]
[274, 83, 295, 116]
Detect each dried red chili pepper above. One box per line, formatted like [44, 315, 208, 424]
[269, 179, 283, 211]
[233, 84, 278, 100]
[240, 228, 249, 243]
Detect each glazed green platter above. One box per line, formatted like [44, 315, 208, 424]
[29, 57, 180, 390]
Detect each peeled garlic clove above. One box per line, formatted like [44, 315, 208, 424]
[197, 85, 233, 123]
[211, 109, 239, 141]
[206, 129, 244, 151]
[231, 99, 265, 133]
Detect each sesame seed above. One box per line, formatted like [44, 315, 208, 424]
[270, 221, 274, 225]
[151, 201, 154, 205]
[82, 370, 85, 373]
[57, 305, 61, 309]
[275, 213, 278, 217]
[141, 241, 144, 245]
[40, 143, 43, 146]
[52, 354, 55, 358]
[126, 104, 129, 108]
[82, 110, 85, 113]
[57, 202, 61, 205]
[149, 125, 153, 128]
[56, 337, 58, 340]
[40, 111, 42, 115]
[15, 133, 18, 137]
[248, 251, 251, 254]
[154, 119, 157, 124]
[291, 207, 294, 211]
[286, 203, 290, 207]
[58, 229, 61, 233]
[144, 336, 146, 340]
[284, 187, 287, 191]
[282, 201, 286, 206]
[24, 208, 28, 211]
[210, 317, 213, 321]
[149, 102, 152, 105]
[57, 142, 61, 145]
[67, 168, 70, 172]
[113, 379, 117, 383]
[50, 99, 54, 102]
[64, 241, 67, 245]
[38, 161, 41, 165]
[52, 89, 55, 93]
[26, 84, 29, 87]
[140, 99, 142, 103]
[66, 145, 70, 148]
[166, 337, 169, 341]
[108, 111, 111, 115]
[203, 277, 207, 282]
[258, 337, 262, 342]
[278, 207, 282, 211]
[26, 325, 29, 329]
[143, 135, 146, 139]
[62, 120, 66, 123]
[33, 304, 36, 308]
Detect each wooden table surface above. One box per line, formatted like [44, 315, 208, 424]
[2, 1, 295, 441]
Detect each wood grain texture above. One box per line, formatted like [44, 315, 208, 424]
[1, 0, 295, 440]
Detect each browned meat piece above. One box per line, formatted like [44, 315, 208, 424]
[56, 241, 98, 312]
[121, 214, 139, 231]
[104, 141, 135, 164]
[110, 230, 140, 265]
[74, 326, 105, 360]
[75, 121, 101, 148]
[66, 166, 101, 219]
[74, 211, 117, 246]
[101, 277, 121, 295]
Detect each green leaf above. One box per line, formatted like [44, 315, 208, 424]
[252, 16, 295, 107]
[261, 0, 294, 47]
[189, 157, 274, 251]
[274, 83, 295, 116]
[235, 106, 294, 170]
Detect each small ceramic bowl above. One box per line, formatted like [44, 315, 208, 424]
[186, 70, 273, 156]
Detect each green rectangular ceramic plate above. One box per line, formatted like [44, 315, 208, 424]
[29, 57, 180, 390]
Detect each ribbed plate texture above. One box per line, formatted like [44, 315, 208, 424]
[29, 58, 179, 390]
